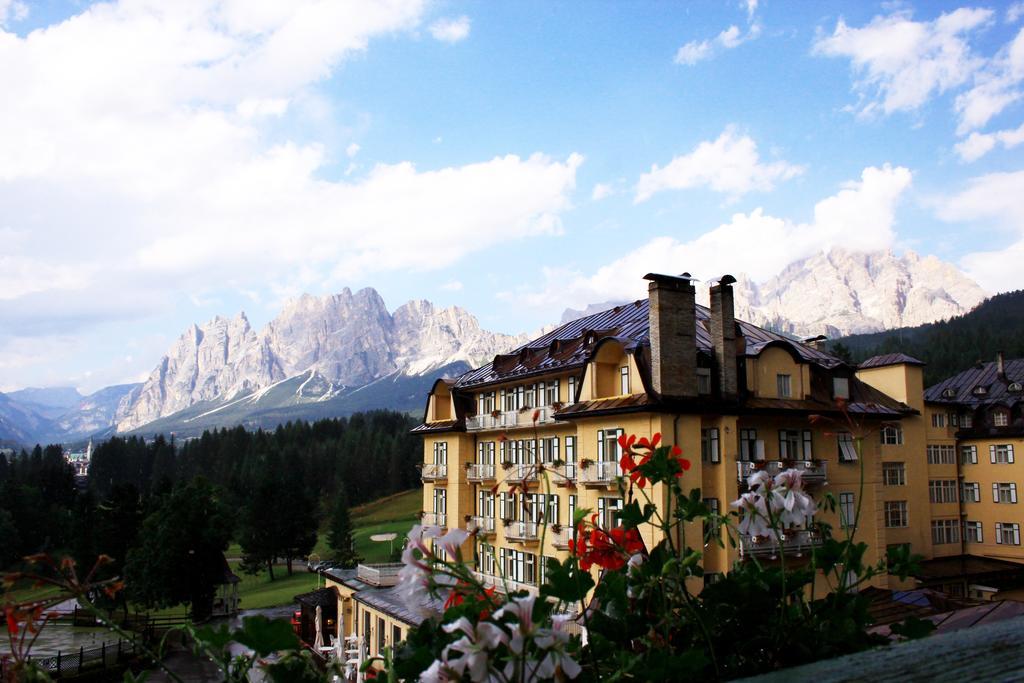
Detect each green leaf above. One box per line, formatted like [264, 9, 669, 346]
[234, 615, 300, 656]
[540, 556, 594, 603]
[192, 623, 234, 653]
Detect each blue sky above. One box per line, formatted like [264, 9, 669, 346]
[2, 0, 1024, 392]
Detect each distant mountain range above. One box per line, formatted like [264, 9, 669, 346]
[0, 248, 991, 448]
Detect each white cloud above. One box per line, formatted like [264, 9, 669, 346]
[0, 0, 27, 27]
[591, 183, 614, 201]
[429, 15, 470, 43]
[936, 171, 1024, 291]
[813, 8, 992, 117]
[1008, 2, 1024, 24]
[954, 122, 1024, 161]
[634, 127, 803, 202]
[674, 23, 758, 66]
[954, 27, 1024, 133]
[346, 142, 361, 158]
[0, 1, 582, 348]
[513, 165, 912, 312]
[674, 39, 713, 66]
[745, 0, 758, 23]
[440, 280, 463, 291]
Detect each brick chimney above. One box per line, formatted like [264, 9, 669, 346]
[644, 272, 697, 398]
[710, 275, 738, 398]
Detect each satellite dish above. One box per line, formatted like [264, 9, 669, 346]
[370, 533, 398, 542]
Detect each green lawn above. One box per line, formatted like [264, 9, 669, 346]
[350, 489, 420, 564]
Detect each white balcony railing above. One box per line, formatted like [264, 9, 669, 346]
[422, 512, 447, 529]
[356, 563, 403, 587]
[505, 520, 540, 543]
[578, 460, 620, 486]
[466, 406, 559, 431]
[505, 463, 539, 482]
[469, 516, 496, 535]
[736, 461, 827, 486]
[551, 527, 573, 549]
[737, 529, 822, 559]
[472, 571, 538, 595]
[421, 463, 448, 481]
[549, 463, 578, 485]
[467, 463, 496, 482]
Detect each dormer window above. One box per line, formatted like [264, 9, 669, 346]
[777, 374, 792, 399]
[973, 385, 989, 397]
[994, 409, 1010, 428]
[1010, 383, 1023, 393]
[697, 368, 712, 395]
[833, 377, 850, 400]
[942, 388, 957, 399]
[619, 366, 630, 395]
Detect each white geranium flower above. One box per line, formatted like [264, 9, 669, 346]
[441, 617, 507, 681]
[436, 528, 471, 561]
[398, 524, 443, 620]
[731, 492, 772, 538]
[420, 658, 453, 682]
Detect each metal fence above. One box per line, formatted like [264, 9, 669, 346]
[1, 639, 139, 679]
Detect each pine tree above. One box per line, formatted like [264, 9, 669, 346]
[327, 489, 362, 568]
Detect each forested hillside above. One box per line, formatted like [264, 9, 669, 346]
[831, 290, 1024, 386]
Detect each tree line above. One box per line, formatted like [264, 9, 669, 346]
[0, 410, 420, 618]
[831, 289, 1024, 386]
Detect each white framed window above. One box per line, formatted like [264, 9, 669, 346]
[545, 494, 560, 526]
[961, 413, 973, 428]
[839, 492, 856, 528]
[884, 501, 908, 528]
[568, 494, 577, 527]
[881, 425, 903, 445]
[433, 488, 447, 522]
[964, 521, 983, 543]
[838, 432, 858, 462]
[543, 380, 559, 407]
[931, 519, 960, 545]
[883, 462, 906, 486]
[931, 413, 946, 428]
[596, 428, 624, 473]
[961, 482, 980, 503]
[564, 436, 577, 479]
[477, 491, 494, 520]
[540, 436, 560, 464]
[993, 482, 1018, 504]
[478, 391, 495, 415]
[990, 444, 1015, 464]
[597, 497, 623, 529]
[961, 445, 978, 465]
[777, 374, 792, 398]
[433, 441, 448, 466]
[739, 429, 762, 462]
[697, 368, 712, 395]
[996, 522, 1021, 545]
[779, 429, 812, 459]
[833, 377, 849, 399]
[927, 445, 956, 464]
[928, 480, 958, 503]
[499, 492, 516, 520]
[503, 548, 537, 585]
[619, 366, 630, 395]
[993, 410, 1010, 427]
[701, 428, 720, 464]
[477, 542, 496, 575]
[567, 376, 578, 404]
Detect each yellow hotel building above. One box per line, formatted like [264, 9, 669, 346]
[323, 272, 1024, 659]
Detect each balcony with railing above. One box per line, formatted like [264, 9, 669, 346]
[548, 463, 578, 486]
[578, 460, 620, 487]
[737, 529, 822, 559]
[736, 460, 827, 486]
[472, 571, 538, 595]
[466, 406, 558, 432]
[469, 516, 496, 536]
[356, 563, 403, 587]
[504, 463, 539, 482]
[422, 512, 447, 529]
[467, 463, 496, 482]
[420, 463, 448, 482]
[551, 526, 573, 549]
[505, 520, 540, 544]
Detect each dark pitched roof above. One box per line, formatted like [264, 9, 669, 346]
[410, 419, 461, 434]
[914, 554, 1024, 581]
[924, 358, 1024, 406]
[859, 353, 926, 369]
[454, 299, 845, 390]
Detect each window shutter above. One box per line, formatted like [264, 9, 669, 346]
[802, 430, 813, 459]
[755, 440, 766, 461]
[740, 436, 749, 460]
[991, 445, 997, 463]
[597, 430, 605, 461]
[1016, 526, 1021, 546]
[1013, 484, 1018, 504]
[1009, 445, 1016, 464]
[993, 483, 1000, 502]
[996, 524, 1003, 544]
[552, 437, 559, 461]
[778, 431, 787, 458]
[712, 429, 720, 463]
